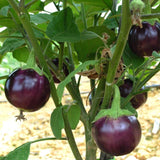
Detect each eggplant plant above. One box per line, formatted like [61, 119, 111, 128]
[0, 0, 160, 160]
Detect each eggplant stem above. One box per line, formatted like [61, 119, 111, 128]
[15, 110, 27, 121]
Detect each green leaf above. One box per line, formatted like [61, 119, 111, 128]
[57, 59, 98, 102]
[80, 30, 100, 40]
[30, 13, 53, 24]
[33, 28, 44, 38]
[103, 6, 121, 29]
[93, 109, 109, 122]
[0, 16, 16, 27]
[122, 43, 145, 69]
[0, 37, 25, 55]
[0, 6, 10, 16]
[46, 7, 80, 42]
[50, 107, 64, 139]
[74, 25, 116, 62]
[66, 105, 81, 129]
[74, 0, 112, 8]
[13, 47, 29, 63]
[6, 143, 30, 160]
[25, 0, 44, 12]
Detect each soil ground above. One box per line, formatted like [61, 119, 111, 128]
[0, 74, 160, 160]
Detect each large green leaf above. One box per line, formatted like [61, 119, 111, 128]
[5, 143, 30, 160]
[50, 107, 64, 139]
[46, 7, 100, 42]
[46, 7, 80, 42]
[74, 25, 116, 62]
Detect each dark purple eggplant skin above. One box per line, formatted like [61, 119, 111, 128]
[119, 79, 147, 109]
[119, 79, 133, 97]
[130, 92, 147, 109]
[4, 69, 50, 112]
[51, 58, 69, 83]
[92, 116, 141, 156]
[128, 21, 160, 57]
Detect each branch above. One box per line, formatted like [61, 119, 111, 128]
[101, 0, 132, 109]
[141, 13, 160, 19]
[62, 109, 83, 160]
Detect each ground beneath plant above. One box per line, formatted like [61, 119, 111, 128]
[0, 74, 160, 160]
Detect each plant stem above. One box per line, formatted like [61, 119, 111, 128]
[81, 3, 87, 30]
[141, 13, 160, 19]
[66, 42, 88, 123]
[65, 44, 96, 160]
[63, 0, 67, 9]
[0, 75, 8, 80]
[30, 137, 67, 144]
[93, 14, 102, 26]
[101, 0, 132, 109]
[66, 84, 88, 122]
[62, 109, 83, 160]
[67, 42, 75, 71]
[90, 79, 95, 99]
[89, 78, 106, 121]
[7, 0, 19, 13]
[100, 151, 114, 160]
[59, 42, 64, 70]
[66, 44, 97, 160]
[84, 124, 97, 160]
[143, 0, 151, 14]
[53, 2, 60, 11]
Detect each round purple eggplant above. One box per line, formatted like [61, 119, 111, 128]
[51, 58, 69, 83]
[128, 21, 160, 57]
[119, 79, 147, 109]
[92, 116, 141, 156]
[5, 68, 50, 112]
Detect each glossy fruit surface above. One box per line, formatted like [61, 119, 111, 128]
[92, 116, 141, 156]
[128, 21, 160, 57]
[51, 58, 69, 83]
[5, 69, 50, 112]
[119, 79, 147, 109]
